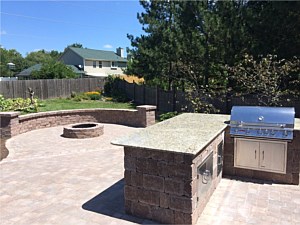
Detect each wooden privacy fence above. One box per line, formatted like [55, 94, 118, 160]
[0, 78, 106, 99]
[117, 79, 300, 117]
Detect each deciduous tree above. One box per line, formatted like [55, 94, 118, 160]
[0, 48, 26, 76]
[31, 61, 77, 79]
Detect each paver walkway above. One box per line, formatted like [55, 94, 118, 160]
[1, 124, 299, 225]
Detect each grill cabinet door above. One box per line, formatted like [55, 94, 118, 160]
[234, 138, 287, 174]
[235, 139, 259, 169]
[260, 141, 287, 173]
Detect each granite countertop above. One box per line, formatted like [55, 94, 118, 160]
[112, 113, 229, 155]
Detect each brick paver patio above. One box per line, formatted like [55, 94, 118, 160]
[1, 124, 299, 225]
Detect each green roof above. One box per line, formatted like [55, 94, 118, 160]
[66, 65, 84, 74]
[69, 47, 127, 62]
[17, 64, 42, 76]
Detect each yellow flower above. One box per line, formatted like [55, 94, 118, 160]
[84, 91, 101, 96]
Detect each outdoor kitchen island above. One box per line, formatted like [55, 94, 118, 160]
[112, 113, 229, 225]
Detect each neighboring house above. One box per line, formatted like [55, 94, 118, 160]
[59, 47, 127, 77]
[16, 64, 42, 79]
[0, 77, 18, 81]
[16, 63, 83, 79]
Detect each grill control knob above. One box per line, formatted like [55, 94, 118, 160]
[258, 116, 264, 121]
[264, 129, 268, 135]
[270, 130, 275, 135]
[257, 129, 262, 135]
[284, 130, 288, 136]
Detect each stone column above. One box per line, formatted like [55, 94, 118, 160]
[0, 112, 20, 160]
[136, 105, 156, 127]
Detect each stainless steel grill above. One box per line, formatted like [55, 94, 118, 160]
[230, 106, 295, 140]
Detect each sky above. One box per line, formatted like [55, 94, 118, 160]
[0, 0, 145, 56]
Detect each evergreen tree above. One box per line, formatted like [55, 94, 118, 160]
[127, 0, 300, 104]
[246, 1, 300, 59]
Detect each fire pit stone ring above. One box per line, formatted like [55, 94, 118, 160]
[63, 122, 104, 139]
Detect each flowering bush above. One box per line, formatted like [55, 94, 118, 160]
[84, 91, 101, 100]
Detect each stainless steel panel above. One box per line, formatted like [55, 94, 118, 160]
[230, 127, 293, 140]
[217, 141, 223, 176]
[197, 152, 213, 199]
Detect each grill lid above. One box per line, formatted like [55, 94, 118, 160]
[230, 106, 295, 140]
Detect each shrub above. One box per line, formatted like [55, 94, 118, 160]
[104, 75, 122, 95]
[71, 92, 89, 102]
[0, 94, 39, 113]
[70, 91, 76, 98]
[70, 91, 102, 101]
[104, 75, 129, 102]
[84, 91, 101, 100]
[0, 95, 10, 111]
[159, 111, 179, 121]
[226, 54, 300, 105]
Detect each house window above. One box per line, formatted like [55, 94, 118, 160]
[111, 61, 117, 70]
[93, 61, 96, 68]
[98, 61, 102, 68]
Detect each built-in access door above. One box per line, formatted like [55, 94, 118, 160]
[234, 138, 287, 174]
[197, 152, 213, 200]
[260, 141, 286, 173]
[235, 138, 259, 169]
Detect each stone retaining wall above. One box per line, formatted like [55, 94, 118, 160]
[0, 105, 156, 160]
[123, 131, 224, 224]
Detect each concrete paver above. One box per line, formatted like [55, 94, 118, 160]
[200, 177, 300, 224]
[1, 124, 146, 225]
[1, 124, 299, 225]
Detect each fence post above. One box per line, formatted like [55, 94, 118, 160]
[225, 92, 231, 114]
[143, 84, 146, 104]
[172, 89, 176, 112]
[133, 82, 136, 102]
[123, 79, 126, 93]
[156, 86, 159, 111]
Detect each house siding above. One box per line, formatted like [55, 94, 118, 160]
[84, 60, 125, 75]
[60, 47, 127, 76]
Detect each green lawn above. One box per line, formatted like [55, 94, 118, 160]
[38, 98, 135, 112]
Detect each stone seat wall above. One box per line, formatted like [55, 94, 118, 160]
[0, 105, 156, 160]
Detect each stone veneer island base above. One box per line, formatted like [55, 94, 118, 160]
[112, 113, 228, 224]
[113, 113, 300, 224]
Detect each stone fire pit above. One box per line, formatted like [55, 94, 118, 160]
[63, 123, 104, 139]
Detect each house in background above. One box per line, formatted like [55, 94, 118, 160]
[16, 64, 42, 79]
[59, 47, 127, 77]
[16, 63, 84, 79]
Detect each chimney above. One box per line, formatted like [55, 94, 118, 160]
[127, 53, 132, 60]
[116, 47, 124, 58]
